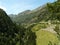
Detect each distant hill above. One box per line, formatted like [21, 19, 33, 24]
[10, 1, 60, 25]
[9, 5, 49, 24]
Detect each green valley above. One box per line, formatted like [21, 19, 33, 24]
[0, 0, 60, 45]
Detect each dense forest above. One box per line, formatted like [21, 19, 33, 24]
[0, 0, 60, 45]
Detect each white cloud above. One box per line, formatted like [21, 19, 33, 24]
[0, 6, 7, 11]
[0, 1, 7, 11]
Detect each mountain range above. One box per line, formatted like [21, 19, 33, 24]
[9, 2, 60, 26]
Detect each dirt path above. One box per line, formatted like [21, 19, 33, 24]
[41, 24, 56, 33]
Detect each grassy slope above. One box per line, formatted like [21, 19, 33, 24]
[36, 30, 59, 45]
[31, 23, 59, 45]
[31, 23, 48, 32]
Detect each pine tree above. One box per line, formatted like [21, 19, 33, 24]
[0, 9, 20, 45]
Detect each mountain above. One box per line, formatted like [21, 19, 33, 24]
[18, 10, 31, 15]
[10, 5, 48, 24]
[10, 2, 60, 26]
[0, 9, 19, 33]
[0, 9, 19, 45]
[9, 0, 60, 45]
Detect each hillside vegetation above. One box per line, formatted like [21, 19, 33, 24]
[10, 0, 60, 25]
[0, 9, 20, 45]
[0, 9, 36, 45]
[36, 30, 58, 45]
[0, 0, 60, 45]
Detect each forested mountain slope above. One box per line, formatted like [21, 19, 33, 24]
[0, 9, 20, 45]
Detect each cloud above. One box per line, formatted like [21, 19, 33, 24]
[0, 6, 7, 11]
[7, 3, 34, 14]
[0, 1, 7, 11]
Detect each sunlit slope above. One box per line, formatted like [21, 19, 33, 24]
[31, 23, 48, 32]
[31, 23, 59, 45]
[36, 30, 59, 45]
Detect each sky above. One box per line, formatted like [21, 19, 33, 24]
[0, 0, 55, 14]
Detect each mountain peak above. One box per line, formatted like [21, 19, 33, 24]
[18, 10, 31, 15]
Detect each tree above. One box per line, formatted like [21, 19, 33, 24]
[48, 41, 52, 45]
[54, 24, 60, 40]
[57, 0, 60, 2]
[47, 0, 60, 21]
[0, 8, 20, 45]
